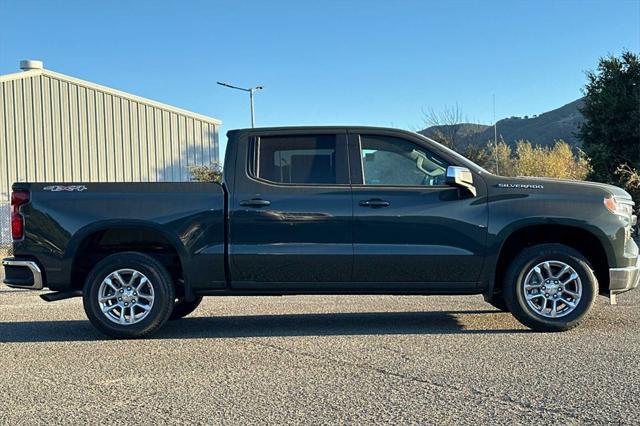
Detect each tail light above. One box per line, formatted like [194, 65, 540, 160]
[11, 190, 30, 240]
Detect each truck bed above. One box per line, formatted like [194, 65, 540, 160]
[9, 182, 226, 294]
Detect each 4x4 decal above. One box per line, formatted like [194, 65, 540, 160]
[43, 185, 88, 192]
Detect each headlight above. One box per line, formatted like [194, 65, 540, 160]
[604, 195, 635, 226]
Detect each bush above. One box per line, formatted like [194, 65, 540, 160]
[513, 140, 591, 180]
[188, 163, 223, 183]
[616, 164, 640, 210]
[464, 140, 591, 180]
[485, 140, 516, 177]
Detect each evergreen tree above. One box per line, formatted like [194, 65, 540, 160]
[578, 51, 640, 184]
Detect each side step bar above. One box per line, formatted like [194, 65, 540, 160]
[40, 291, 82, 302]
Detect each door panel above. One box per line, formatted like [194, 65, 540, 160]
[352, 187, 487, 284]
[350, 133, 488, 287]
[229, 132, 353, 287]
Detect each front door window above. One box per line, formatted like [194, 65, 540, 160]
[359, 135, 448, 186]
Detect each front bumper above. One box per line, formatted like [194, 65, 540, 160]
[2, 258, 44, 290]
[609, 256, 640, 303]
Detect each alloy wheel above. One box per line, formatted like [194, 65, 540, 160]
[97, 269, 155, 325]
[522, 260, 582, 318]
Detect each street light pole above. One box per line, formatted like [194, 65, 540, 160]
[217, 81, 264, 128]
[249, 88, 255, 128]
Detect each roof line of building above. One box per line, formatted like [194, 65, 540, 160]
[0, 68, 222, 126]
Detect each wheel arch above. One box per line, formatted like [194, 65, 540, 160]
[66, 220, 191, 295]
[488, 222, 611, 299]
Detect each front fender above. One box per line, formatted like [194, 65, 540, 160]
[489, 217, 616, 267]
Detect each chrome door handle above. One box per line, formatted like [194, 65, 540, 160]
[359, 199, 390, 208]
[240, 198, 271, 207]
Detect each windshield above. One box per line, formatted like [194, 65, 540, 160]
[413, 132, 491, 174]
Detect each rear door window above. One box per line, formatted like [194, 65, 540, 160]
[254, 135, 349, 185]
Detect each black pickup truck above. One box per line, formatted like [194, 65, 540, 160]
[3, 126, 639, 338]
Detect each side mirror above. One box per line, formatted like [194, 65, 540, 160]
[445, 166, 476, 197]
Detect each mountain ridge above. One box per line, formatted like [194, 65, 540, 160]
[418, 98, 585, 148]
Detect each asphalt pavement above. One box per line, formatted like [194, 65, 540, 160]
[1, 277, 639, 424]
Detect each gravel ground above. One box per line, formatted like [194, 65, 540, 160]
[0, 276, 639, 425]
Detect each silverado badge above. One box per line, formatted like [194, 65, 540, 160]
[497, 183, 544, 189]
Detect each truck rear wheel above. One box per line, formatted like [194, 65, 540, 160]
[503, 243, 597, 332]
[169, 296, 203, 320]
[82, 252, 175, 339]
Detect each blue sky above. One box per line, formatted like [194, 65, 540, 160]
[1, 0, 639, 156]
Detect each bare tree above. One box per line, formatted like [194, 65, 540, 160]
[420, 103, 465, 149]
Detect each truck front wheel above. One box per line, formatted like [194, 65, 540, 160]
[503, 243, 597, 332]
[82, 252, 175, 338]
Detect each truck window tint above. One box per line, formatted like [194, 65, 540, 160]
[360, 135, 449, 186]
[256, 135, 344, 184]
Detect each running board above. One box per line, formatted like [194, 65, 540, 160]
[40, 290, 82, 302]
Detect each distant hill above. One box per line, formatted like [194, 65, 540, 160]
[419, 98, 585, 148]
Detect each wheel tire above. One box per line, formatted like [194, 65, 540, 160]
[487, 295, 510, 312]
[169, 296, 203, 320]
[503, 243, 597, 332]
[83, 252, 175, 339]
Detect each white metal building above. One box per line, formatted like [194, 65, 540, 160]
[0, 60, 221, 246]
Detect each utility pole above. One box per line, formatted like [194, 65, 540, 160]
[217, 82, 264, 128]
[493, 94, 499, 175]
